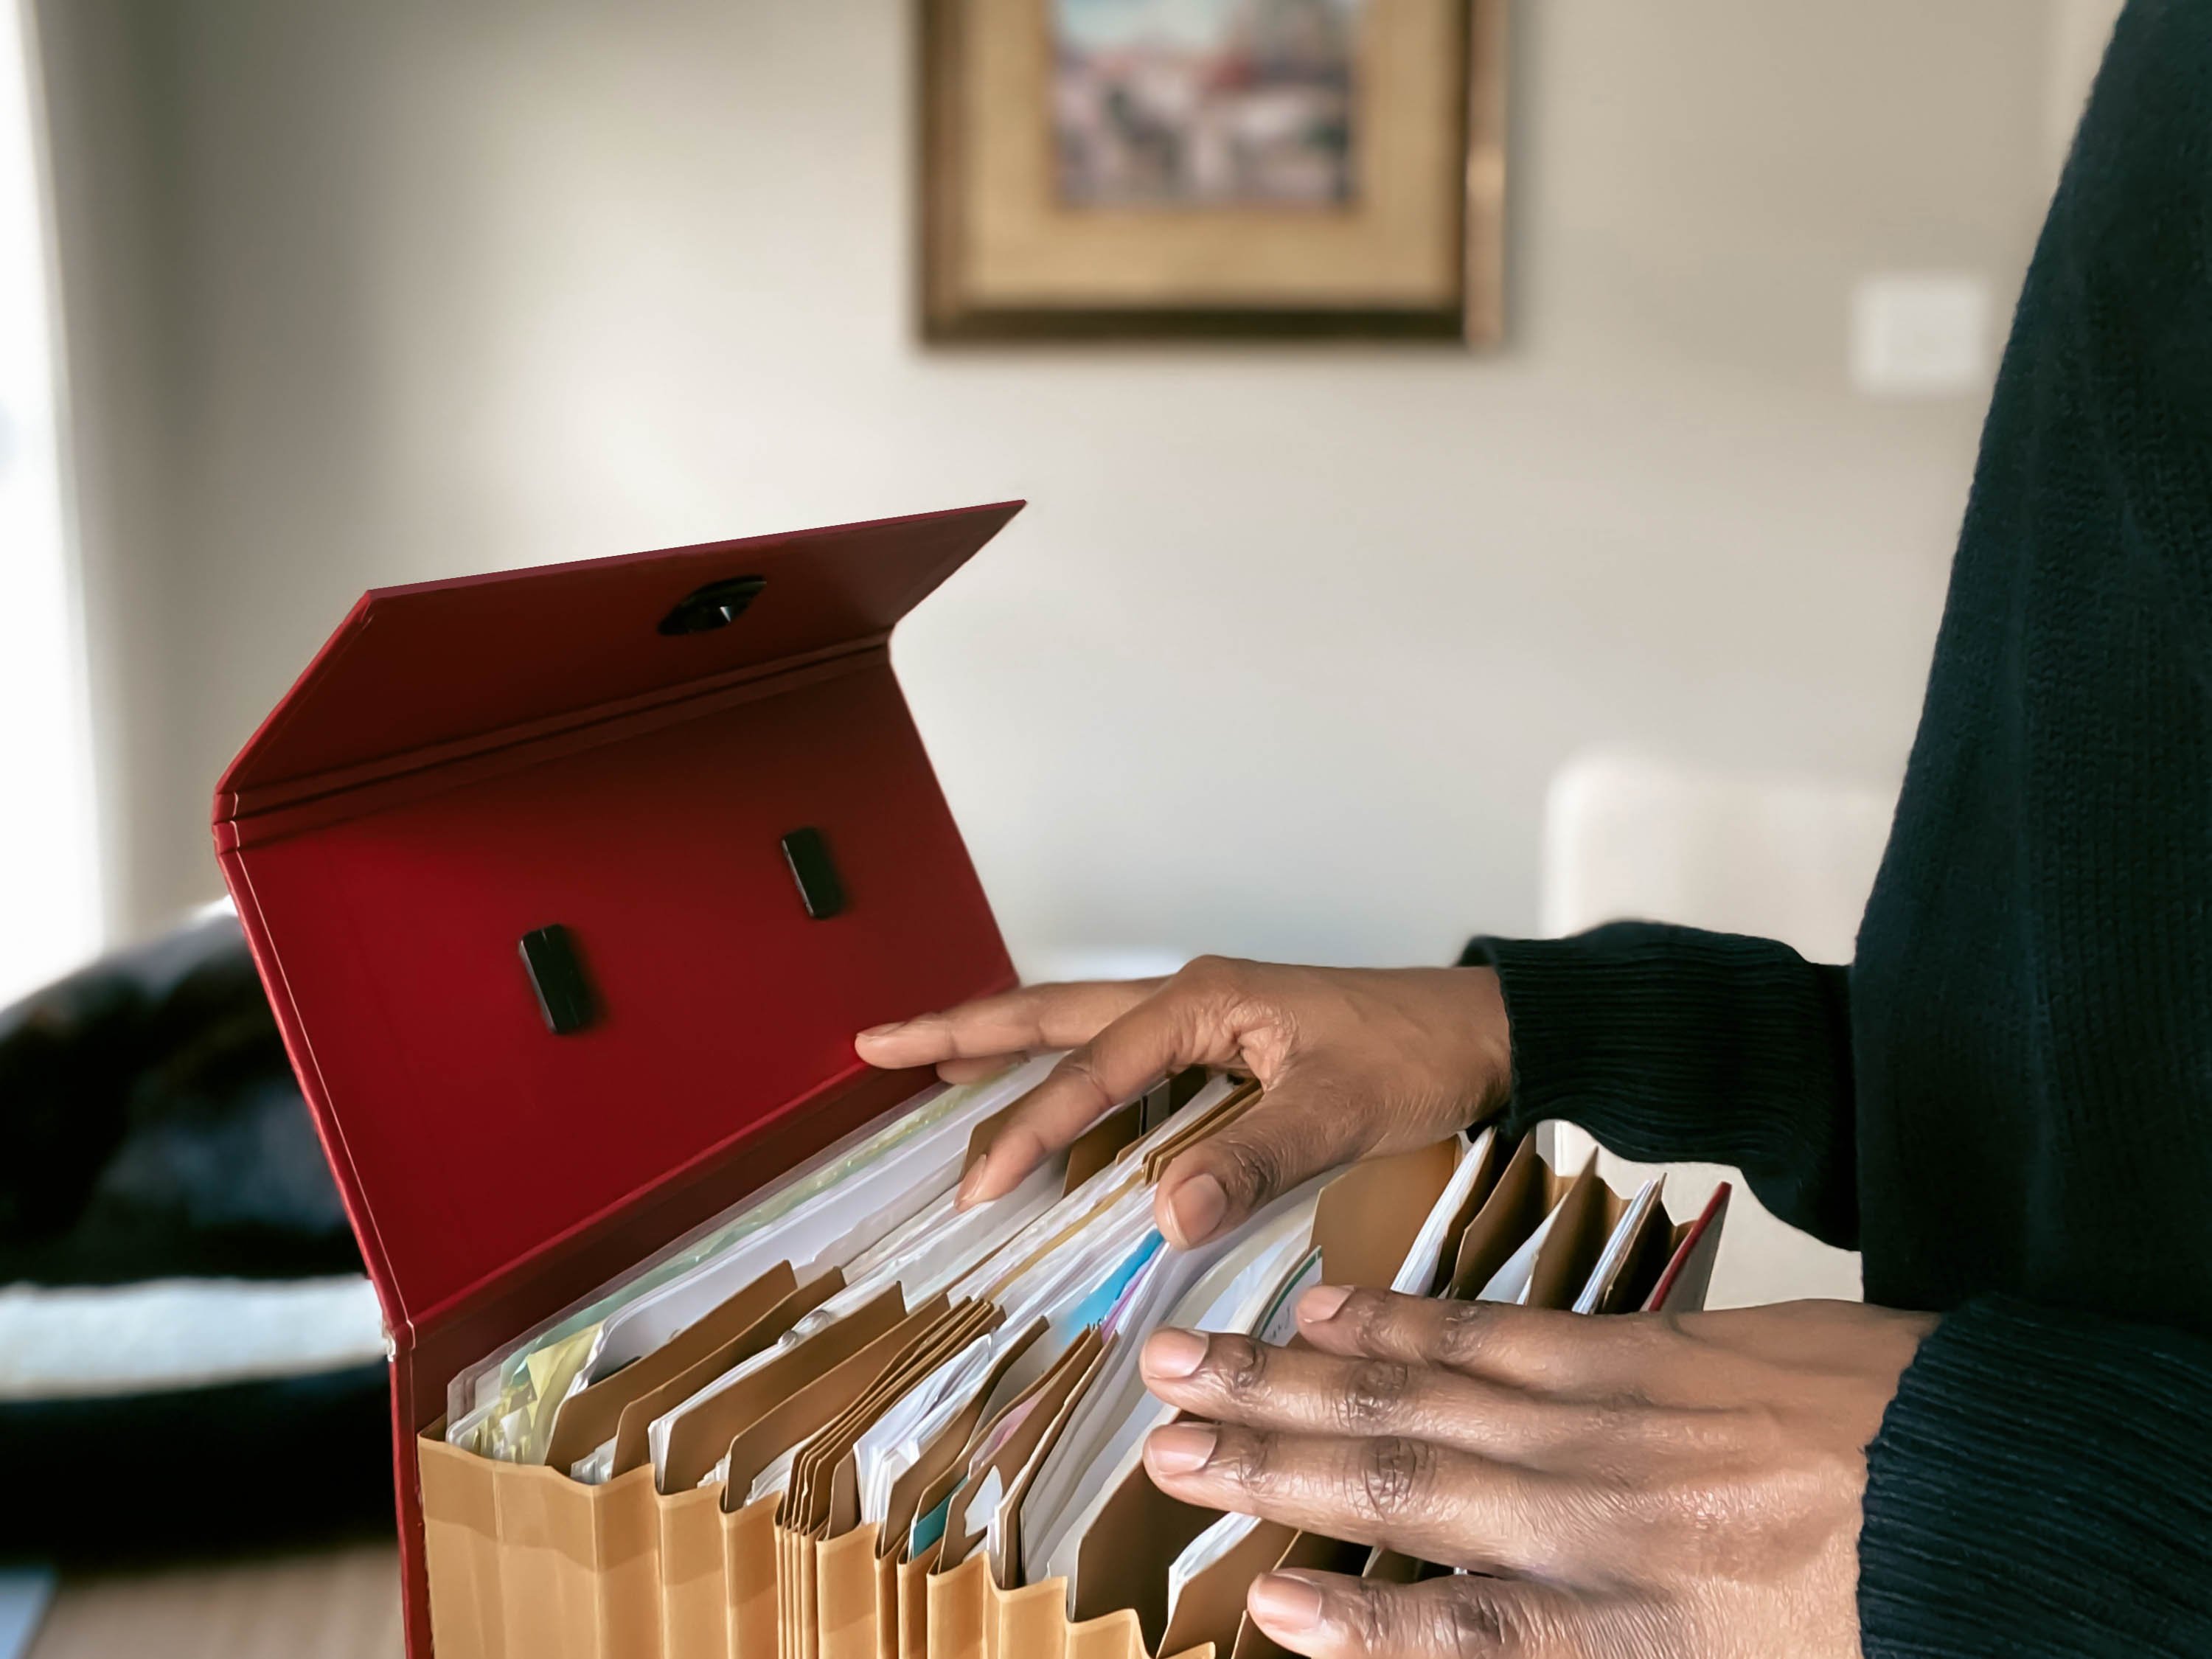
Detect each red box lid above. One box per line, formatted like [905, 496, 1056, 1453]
[211, 502, 1023, 1364]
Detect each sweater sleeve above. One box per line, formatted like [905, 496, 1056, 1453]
[1860, 1297, 2212, 1656]
[1458, 921, 1857, 1249]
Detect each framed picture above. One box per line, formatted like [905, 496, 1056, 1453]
[919, 0, 1507, 344]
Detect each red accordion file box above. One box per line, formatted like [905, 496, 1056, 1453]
[211, 503, 1026, 1658]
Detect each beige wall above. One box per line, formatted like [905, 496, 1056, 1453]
[35, 1, 2058, 977]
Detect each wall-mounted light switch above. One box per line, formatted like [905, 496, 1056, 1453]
[1850, 273, 1992, 398]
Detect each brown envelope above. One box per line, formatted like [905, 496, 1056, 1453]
[1157, 1518, 1295, 1659]
[611, 1268, 847, 1478]
[933, 1336, 1106, 1575]
[934, 1327, 1105, 1572]
[1523, 1155, 1613, 1311]
[1582, 1184, 1674, 1315]
[900, 1327, 1082, 1568]
[1312, 1137, 1462, 1290]
[1444, 1133, 1549, 1298]
[660, 1286, 912, 1493]
[810, 1301, 1003, 1537]
[1065, 1100, 1145, 1192]
[807, 1301, 998, 1534]
[1142, 1079, 1262, 1183]
[546, 1260, 803, 1475]
[1068, 1458, 1216, 1638]
[1423, 1130, 1508, 1297]
[712, 1295, 953, 1506]
[1231, 1531, 1365, 1659]
[904, 1459, 970, 1567]
[992, 1333, 1113, 1586]
[877, 1318, 1046, 1554]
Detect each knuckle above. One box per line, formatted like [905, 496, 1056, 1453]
[1333, 1287, 1398, 1349]
[1430, 1299, 1500, 1366]
[1209, 1133, 1287, 1208]
[1343, 1582, 1397, 1650]
[1441, 1588, 1518, 1658]
[1357, 1435, 1436, 1523]
[1218, 1429, 1282, 1496]
[1177, 954, 1242, 995]
[1049, 1047, 1111, 1103]
[1338, 1360, 1416, 1433]
[1208, 1334, 1270, 1401]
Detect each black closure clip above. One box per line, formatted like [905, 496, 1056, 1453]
[781, 827, 846, 920]
[519, 924, 598, 1035]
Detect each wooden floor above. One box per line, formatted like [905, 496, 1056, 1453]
[27, 1544, 403, 1659]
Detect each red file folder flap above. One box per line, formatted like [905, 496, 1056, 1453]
[209, 501, 1023, 1361]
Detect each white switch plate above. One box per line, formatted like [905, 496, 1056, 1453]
[1850, 273, 1992, 397]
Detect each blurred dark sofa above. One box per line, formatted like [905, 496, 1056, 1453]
[0, 909, 391, 1556]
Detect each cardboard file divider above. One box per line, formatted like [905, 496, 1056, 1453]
[661, 1483, 727, 1659]
[547, 1261, 804, 1476]
[726, 1495, 779, 1659]
[614, 1270, 850, 1479]
[417, 1433, 504, 1659]
[1521, 1155, 1612, 1310]
[900, 1543, 942, 1659]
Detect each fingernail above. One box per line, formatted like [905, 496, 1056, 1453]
[954, 1161, 987, 1210]
[1144, 1423, 1217, 1475]
[856, 1022, 905, 1042]
[1166, 1175, 1228, 1247]
[1248, 1573, 1324, 1633]
[1298, 1284, 1352, 1324]
[1143, 1328, 1208, 1380]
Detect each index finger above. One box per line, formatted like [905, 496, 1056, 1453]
[852, 980, 1156, 1069]
[961, 981, 1245, 1205]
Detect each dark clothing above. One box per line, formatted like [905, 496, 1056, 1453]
[1469, 2, 2212, 1649]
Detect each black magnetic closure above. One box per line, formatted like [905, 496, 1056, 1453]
[658, 574, 767, 636]
[781, 827, 846, 920]
[520, 924, 597, 1035]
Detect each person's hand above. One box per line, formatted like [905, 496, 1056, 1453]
[1138, 1289, 1937, 1658]
[853, 959, 1512, 1248]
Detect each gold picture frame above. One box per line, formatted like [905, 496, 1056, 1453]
[920, 0, 1507, 344]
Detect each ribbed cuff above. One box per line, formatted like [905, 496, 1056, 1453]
[1460, 924, 1857, 1247]
[1862, 1298, 2212, 1657]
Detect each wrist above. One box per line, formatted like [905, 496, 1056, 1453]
[1458, 964, 1514, 1119]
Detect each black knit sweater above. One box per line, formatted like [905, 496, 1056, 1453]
[1466, 4, 2212, 1652]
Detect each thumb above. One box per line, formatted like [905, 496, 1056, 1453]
[1154, 1077, 1374, 1249]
